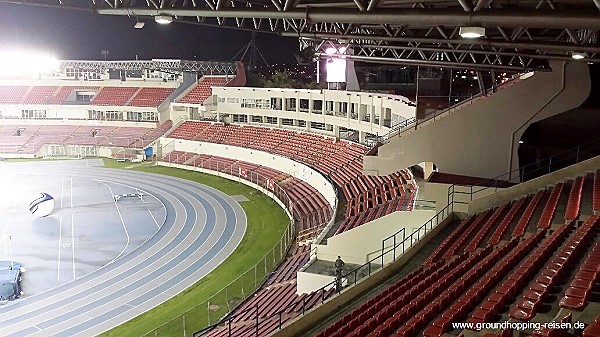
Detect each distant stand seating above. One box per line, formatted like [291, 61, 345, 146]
[0, 86, 29, 104]
[51, 86, 99, 104]
[0, 121, 171, 155]
[167, 121, 417, 235]
[177, 76, 228, 104]
[0, 85, 176, 106]
[22, 86, 58, 104]
[90, 87, 139, 106]
[128, 87, 175, 107]
[160, 151, 332, 229]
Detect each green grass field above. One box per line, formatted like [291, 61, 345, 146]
[100, 159, 291, 337]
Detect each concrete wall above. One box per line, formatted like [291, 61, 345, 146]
[470, 155, 600, 214]
[314, 209, 436, 265]
[364, 61, 591, 179]
[161, 137, 337, 209]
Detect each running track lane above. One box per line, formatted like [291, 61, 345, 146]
[0, 164, 247, 337]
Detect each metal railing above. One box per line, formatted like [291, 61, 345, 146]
[447, 137, 600, 204]
[139, 154, 300, 337]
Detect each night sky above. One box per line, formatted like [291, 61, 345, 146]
[0, 3, 298, 64]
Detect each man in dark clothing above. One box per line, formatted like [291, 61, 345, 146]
[334, 256, 345, 292]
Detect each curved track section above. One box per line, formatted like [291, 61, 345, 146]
[0, 163, 247, 337]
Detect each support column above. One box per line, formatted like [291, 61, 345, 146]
[358, 131, 366, 144]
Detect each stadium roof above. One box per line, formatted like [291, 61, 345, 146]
[3, 0, 600, 71]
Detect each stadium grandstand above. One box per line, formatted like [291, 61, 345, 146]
[0, 52, 598, 337]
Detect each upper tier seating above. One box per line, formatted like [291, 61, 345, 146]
[0, 86, 29, 104]
[178, 77, 228, 104]
[51, 86, 99, 104]
[316, 173, 598, 337]
[167, 121, 417, 233]
[0, 85, 175, 105]
[90, 87, 139, 106]
[0, 121, 171, 154]
[128, 87, 174, 107]
[22, 86, 58, 104]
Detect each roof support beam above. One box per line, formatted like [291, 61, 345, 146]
[95, 8, 600, 29]
[457, 0, 472, 12]
[314, 52, 535, 71]
[288, 32, 600, 53]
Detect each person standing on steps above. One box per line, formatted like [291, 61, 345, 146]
[334, 256, 345, 292]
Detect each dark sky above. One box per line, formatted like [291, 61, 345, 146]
[0, 3, 298, 64]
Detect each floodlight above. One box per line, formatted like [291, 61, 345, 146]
[0, 51, 58, 76]
[154, 15, 173, 24]
[459, 26, 485, 38]
[326, 57, 347, 83]
[338, 46, 347, 54]
[325, 47, 337, 55]
[134, 21, 145, 29]
[571, 52, 586, 60]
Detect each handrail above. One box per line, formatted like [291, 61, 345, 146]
[446, 136, 600, 203]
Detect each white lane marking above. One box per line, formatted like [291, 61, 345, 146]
[148, 209, 160, 230]
[57, 214, 63, 282]
[2, 219, 10, 256]
[99, 182, 130, 264]
[61, 176, 65, 209]
[72, 213, 76, 280]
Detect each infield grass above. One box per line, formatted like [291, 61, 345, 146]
[100, 159, 290, 337]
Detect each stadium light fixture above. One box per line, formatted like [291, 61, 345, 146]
[571, 52, 586, 60]
[154, 15, 173, 24]
[134, 21, 145, 29]
[0, 51, 58, 76]
[459, 26, 485, 38]
[325, 47, 337, 55]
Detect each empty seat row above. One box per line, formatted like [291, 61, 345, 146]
[536, 183, 564, 229]
[509, 217, 596, 321]
[565, 176, 585, 220]
[559, 216, 600, 310]
[513, 189, 546, 237]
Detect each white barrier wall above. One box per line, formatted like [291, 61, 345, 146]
[296, 271, 335, 295]
[314, 209, 436, 265]
[161, 137, 337, 209]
